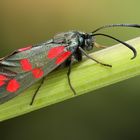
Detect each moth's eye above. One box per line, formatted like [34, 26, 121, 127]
[87, 39, 90, 44]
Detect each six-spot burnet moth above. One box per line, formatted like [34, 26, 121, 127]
[0, 24, 140, 105]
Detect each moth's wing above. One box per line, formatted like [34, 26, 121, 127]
[0, 43, 73, 104]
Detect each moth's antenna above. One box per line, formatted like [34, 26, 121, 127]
[92, 24, 140, 33]
[92, 33, 137, 59]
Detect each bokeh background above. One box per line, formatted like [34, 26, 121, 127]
[0, 0, 140, 140]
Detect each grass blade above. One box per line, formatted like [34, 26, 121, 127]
[0, 37, 140, 121]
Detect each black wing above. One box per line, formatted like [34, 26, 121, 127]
[0, 43, 73, 104]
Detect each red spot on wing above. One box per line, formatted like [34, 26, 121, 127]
[56, 51, 72, 64]
[20, 59, 32, 71]
[18, 45, 32, 52]
[0, 75, 8, 81]
[6, 79, 20, 92]
[0, 81, 5, 87]
[48, 46, 65, 59]
[32, 68, 44, 79]
[0, 75, 8, 87]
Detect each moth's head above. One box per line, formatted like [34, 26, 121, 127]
[80, 33, 95, 51]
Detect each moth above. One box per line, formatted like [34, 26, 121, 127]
[0, 24, 139, 105]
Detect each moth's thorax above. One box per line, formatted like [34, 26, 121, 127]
[53, 31, 80, 44]
[53, 31, 94, 53]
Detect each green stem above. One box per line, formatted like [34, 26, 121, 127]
[0, 37, 140, 121]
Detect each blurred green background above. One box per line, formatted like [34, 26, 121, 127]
[0, 0, 140, 140]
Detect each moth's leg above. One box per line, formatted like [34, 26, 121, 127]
[67, 58, 76, 95]
[30, 77, 45, 105]
[79, 47, 112, 67]
[74, 47, 83, 62]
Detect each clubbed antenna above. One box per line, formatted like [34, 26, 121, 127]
[90, 24, 140, 59]
[92, 24, 140, 33]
